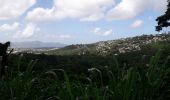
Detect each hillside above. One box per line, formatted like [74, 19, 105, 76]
[43, 33, 170, 55]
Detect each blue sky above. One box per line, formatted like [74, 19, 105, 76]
[0, 0, 167, 44]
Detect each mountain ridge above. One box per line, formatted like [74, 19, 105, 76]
[44, 33, 170, 55]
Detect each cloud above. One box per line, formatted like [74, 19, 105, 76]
[93, 27, 113, 36]
[15, 27, 72, 40]
[26, 0, 167, 22]
[107, 0, 147, 20]
[106, 0, 167, 20]
[152, 0, 167, 12]
[130, 20, 143, 28]
[0, 0, 36, 20]
[0, 22, 19, 32]
[14, 23, 38, 38]
[26, 0, 115, 22]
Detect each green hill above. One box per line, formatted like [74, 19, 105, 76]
[43, 33, 170, 56]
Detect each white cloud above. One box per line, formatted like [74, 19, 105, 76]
[0, 0, 36, 20]
[93, 27, 113, 36]
[0, 22, 19, 31]
[26, 0, 115, 22]
[14, 23, 38, 38]
[104, 29, 113, 36]
[106, 0, 167, 20]
[130, 20, 143, 28]
[8, 22, 72, 41]
[94, 27, 101, 33]
[26, 0, 167, 22]
[152, 0, 167, 12]
[26, 7, 66, 22]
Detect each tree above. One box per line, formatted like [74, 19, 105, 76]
[156, 0, 170, 32]
[0, 42, 11, 77]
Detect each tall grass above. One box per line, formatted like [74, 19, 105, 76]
[0, 52, 170, 100]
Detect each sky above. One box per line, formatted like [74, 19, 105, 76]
[0, 0, 168, 44]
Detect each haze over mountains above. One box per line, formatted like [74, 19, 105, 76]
[11, 41, 67, 48]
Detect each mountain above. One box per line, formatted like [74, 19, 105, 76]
[44, 33, 170, 55]
[11, 41, 67, 48]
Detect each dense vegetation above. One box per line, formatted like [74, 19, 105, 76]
[0, 39, 170, 100]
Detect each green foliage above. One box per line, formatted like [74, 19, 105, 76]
[156, 0, 170, 31]
[0, 50, 170, 100]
